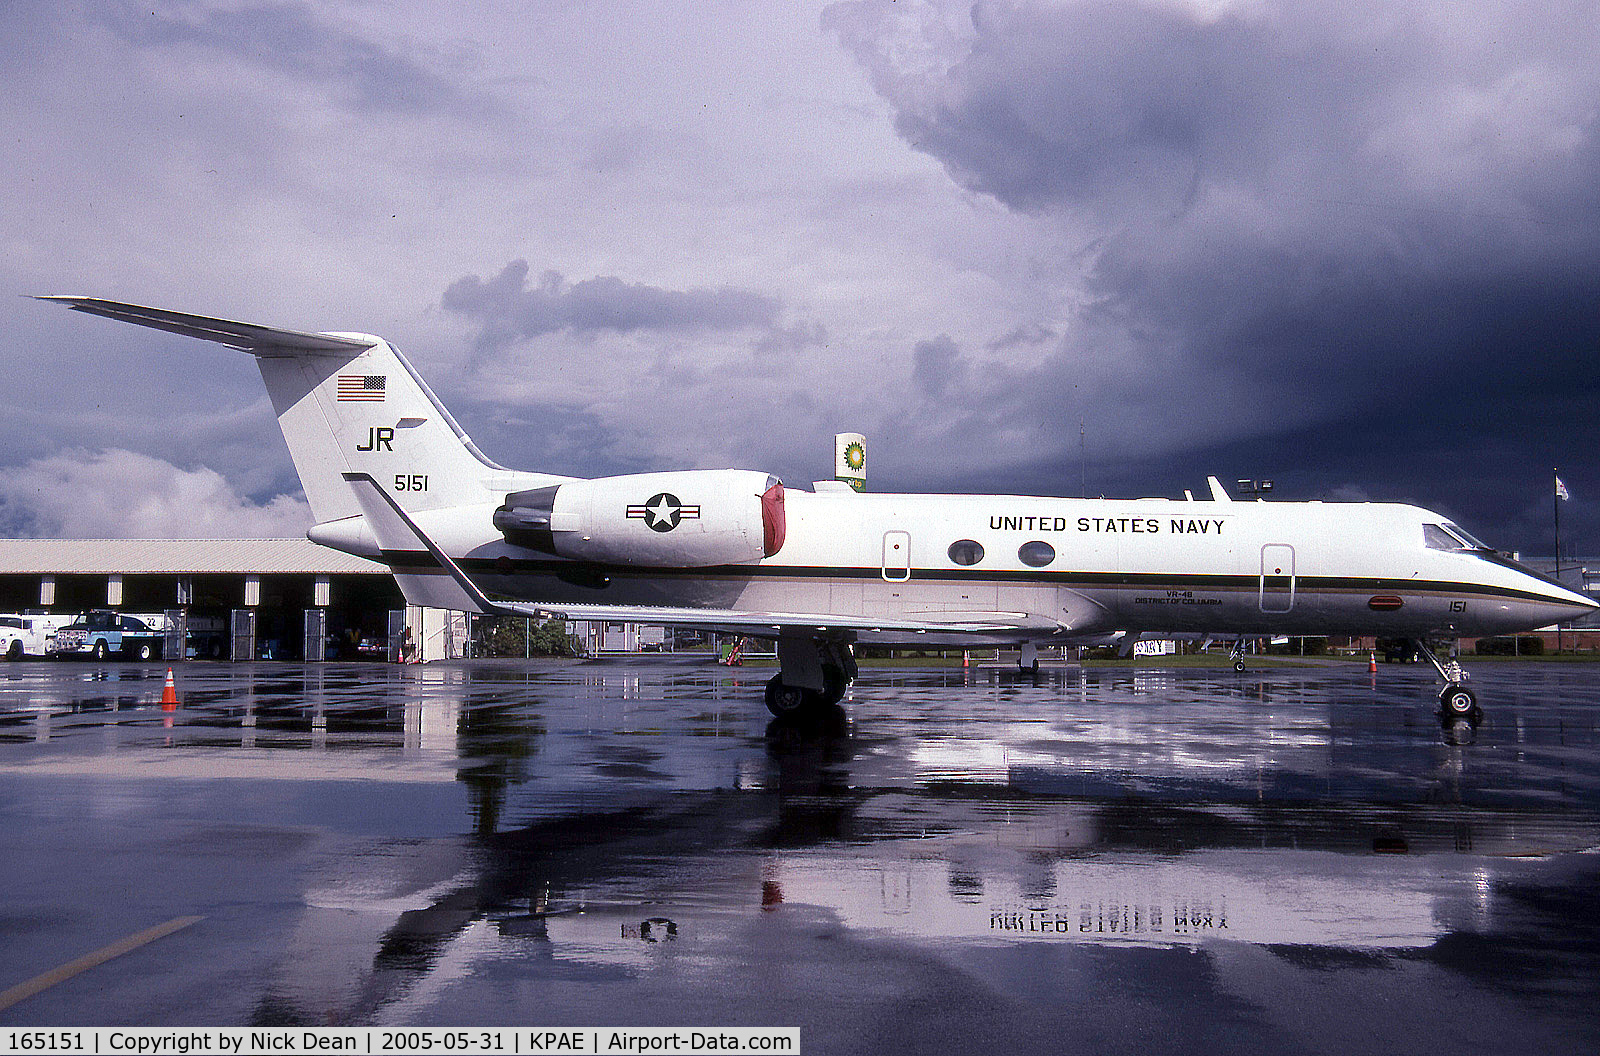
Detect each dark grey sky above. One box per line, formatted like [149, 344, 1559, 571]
[2, 0, 1595, 556]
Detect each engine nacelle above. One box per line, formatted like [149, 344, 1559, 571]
[494, 469, 785, 567]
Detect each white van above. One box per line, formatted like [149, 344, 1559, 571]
[0, 614, 67, 659]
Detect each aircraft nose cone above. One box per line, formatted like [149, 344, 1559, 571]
[1533, 582, 1598, 624]
[1485, 562, 1599, 635]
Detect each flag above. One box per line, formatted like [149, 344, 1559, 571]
[1556, 475, 1570, 501]
[337, 375, 386, 402]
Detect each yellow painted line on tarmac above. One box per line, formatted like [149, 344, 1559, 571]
[0, 915, 205, 1012]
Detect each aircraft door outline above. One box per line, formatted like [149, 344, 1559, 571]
[882, 531, 911, 582]
[1259, 544, 1295, 613]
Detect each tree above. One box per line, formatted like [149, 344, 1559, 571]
[480, 616, 576, 657]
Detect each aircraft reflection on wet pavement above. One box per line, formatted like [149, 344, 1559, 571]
[1, 659, 1598, 1047]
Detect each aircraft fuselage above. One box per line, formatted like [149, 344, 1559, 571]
[341, 488, 1588, 645]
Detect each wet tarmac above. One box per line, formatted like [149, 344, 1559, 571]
[1, 657, 1598, 1054]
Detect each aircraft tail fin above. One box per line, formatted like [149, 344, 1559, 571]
[39, 297, 521, 525]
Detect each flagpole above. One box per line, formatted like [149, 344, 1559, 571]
[1554, 468, 1563, 655]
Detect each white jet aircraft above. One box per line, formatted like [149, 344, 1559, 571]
[41, 297, 1596, 719]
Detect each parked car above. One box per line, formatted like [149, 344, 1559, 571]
[1376, 637, 1420, 663]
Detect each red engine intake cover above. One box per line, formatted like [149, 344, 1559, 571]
[761, 481, 786, 556]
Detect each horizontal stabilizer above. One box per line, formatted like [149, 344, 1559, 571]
[35, 297, 374, 356]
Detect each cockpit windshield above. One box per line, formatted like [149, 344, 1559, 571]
[1445, 523, 1490, 550]
[1424, 523, 1493, 552]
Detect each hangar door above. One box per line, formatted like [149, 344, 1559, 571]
[1259, 544, 1296, 613]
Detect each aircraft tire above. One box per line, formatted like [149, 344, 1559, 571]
[765, 675, 809, 717]
[1234, 660, 1246, 673]
[821, 665, 847, 706]
[1439, 685, 1477, 718]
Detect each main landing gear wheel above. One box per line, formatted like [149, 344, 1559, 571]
[768, 638, 856, 719]
[765, 674, 809, 717]
[821, 664, 847, 705]
[764, 667, 848, 717]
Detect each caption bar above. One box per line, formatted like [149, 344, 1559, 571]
[0, 1030, 800, 1056]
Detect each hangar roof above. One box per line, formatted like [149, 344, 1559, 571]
[0, 539, 387, 575]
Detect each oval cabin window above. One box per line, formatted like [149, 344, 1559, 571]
[948, 539, 985, 566]
[1018, 540, 1056, 567]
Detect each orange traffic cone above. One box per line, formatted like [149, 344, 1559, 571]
[160, 667, 179, 710]
[1368, 651, 1377, 674]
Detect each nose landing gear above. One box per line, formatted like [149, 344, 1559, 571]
[1411, 638, 1478, 719]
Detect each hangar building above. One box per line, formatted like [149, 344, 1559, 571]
[0, 538, 413, 660]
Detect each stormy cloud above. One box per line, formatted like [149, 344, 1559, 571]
[0, 448, 311, 539]
[912, 334, 962, 397]
[443, 261, 785, 353]
[827, 0, 1600, 550]
[2, 1, 1594, 556]
[92, 1, 489, 116]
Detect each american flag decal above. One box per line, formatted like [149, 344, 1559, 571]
[337, 375, 386, 402]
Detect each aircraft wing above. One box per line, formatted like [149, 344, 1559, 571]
[475, 600, 1062, 639]
[35, 297, 374, 356]
[341, 472, 1067, 640]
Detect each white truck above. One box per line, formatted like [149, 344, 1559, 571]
[0, 613, 66, 659]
